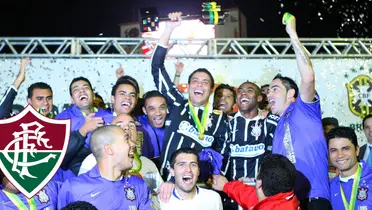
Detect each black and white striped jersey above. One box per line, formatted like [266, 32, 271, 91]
[151, 45, 230, 181]
[222, 111, 278, 181]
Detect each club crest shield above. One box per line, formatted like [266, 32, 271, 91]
[345, 75, 372, 118]
[0, 105, 70, 199]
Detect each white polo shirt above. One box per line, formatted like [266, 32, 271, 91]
[159, 186, 223, 210]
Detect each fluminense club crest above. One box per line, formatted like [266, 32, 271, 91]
[345, 75, 372, 118]
[0, 105, 70, 198]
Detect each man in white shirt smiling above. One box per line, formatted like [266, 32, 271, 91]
[159, 147, 223, 210]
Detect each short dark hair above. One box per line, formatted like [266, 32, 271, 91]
[256, 154, 296, 197]
[116, 75, 140, 95]
[273, 74, 299, 98]
[61, 201, 98, 210]
[214, 84, 237, 102]
[112, 77, 139, 96]
[188, 68, 215, 89]
[143, 90, 166, 107]
[69, 77, 93, 96]
[261, 84, 269, 89]
[239, 81, 261, 96]
[326, 126, 358, 149]
[27, 82, 53, 99]
[170, 148, 200, 169]
[322, 117, 339, 128]
[363, 114, 372, 129]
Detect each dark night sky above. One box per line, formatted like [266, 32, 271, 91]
[0, 0, 370, 38]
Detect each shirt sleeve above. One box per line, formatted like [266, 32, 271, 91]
[151, 45, 185, 112]
[0, 85, 18, 119]
[223, 180, 259, 209]
[296, 93, 322, 121]
[57, 179, 73, 209]
[138, 180, 156, 210]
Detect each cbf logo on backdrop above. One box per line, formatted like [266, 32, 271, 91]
[346, 75, 372, 118]
[0, 105, 70, 198]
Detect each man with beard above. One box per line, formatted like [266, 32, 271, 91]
[137, 90, 167, 165]
[267, 14, 331, 209]
[221, 81, 277, 210]
[151, 12, 229, 181]
[213, 84, 236, 115]
[159, 148, 223, 210]
[58, 125, 155, 210]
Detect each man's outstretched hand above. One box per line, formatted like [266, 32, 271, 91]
[165, 12, 182, 30]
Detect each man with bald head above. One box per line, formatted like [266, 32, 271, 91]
[57, 125, 155, 210]
[79, 113, 164, 193]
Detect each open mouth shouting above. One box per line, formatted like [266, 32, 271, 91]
[79, 95, 89, 101]
[153, 116, 164, 125]
[269, 99, 275, 109]
[182, 174, 194, 184]
[240, 98, 250, 105]
[194, 90, 204, 97]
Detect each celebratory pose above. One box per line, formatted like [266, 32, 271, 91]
[151, 12, 229, 180]
[327, 127, 372, 209]
[267, 13, 331, 209]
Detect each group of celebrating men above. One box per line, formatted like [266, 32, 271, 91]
[1, 12, 372, 210]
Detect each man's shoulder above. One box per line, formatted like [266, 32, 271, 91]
[55, 107, 74, 119]
[128, 175, 148, 186]
[198, 187, 221, 200]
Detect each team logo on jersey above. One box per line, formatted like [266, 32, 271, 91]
[251, 123, 262, 137]
[346, 75, 372, 118]
[125, 187, 136, 201]
[37, 189, 50, 203]
[177, 121, 214, 147]
[0, 105, 70, 199]
[230, 143, 266, 158]
[358, 187, 369, 201]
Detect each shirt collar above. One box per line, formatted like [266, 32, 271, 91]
[172, 186, 199, 200]
[234, 111, 261, 120]
[339, 162, 363, 182]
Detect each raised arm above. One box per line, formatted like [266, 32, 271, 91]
[159, 12, 182, 46]
[284, 13, 315, 102]
[0, 58, 30, 119]
[173, 59, 184, 86]
[151, 12, 185, 110]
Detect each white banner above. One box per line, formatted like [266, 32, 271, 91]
[0, 58, 370, 144]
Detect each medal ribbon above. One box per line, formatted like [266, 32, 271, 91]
[2, 190, 37, 210]
[81, 107, 98, 118]
[340, 164, 361, 210]
[188, 99, 209, 139]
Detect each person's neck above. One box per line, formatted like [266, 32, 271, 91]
[279, 102, 291, 117]
[256, 189, 267, 201]
[81, 106, 93, 115]
[340, 162, 359, 178]
[191, 101, 208, 108]
[240, 108, 259, 119]
[176, 186, 197, 200]
[97, 162, 123, 181]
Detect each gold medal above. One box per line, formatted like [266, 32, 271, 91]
[198, 134, 204, 140]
